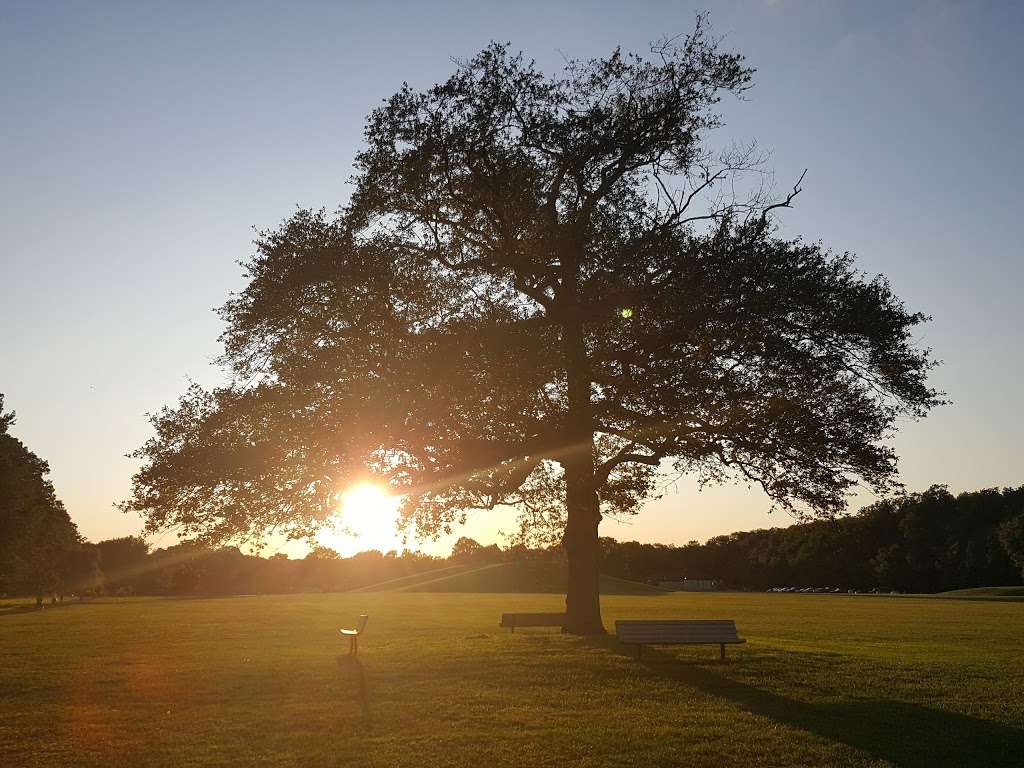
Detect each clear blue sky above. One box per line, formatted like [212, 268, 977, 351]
[2, 1, 1021, 554]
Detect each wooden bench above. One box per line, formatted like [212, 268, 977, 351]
[340, 614, 368, 655]
[499, 612, 566, 632]
[615, 619, 745, 660]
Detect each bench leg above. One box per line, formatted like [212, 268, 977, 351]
[719, 643, 725, 661]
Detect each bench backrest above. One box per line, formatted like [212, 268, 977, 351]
[355, 614, 369, 633]
[500, 612, 566, 628]
[615, 619, 740, 644]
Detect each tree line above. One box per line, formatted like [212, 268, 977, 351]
[69, 538, 447, 597]
[9, 492, 1024, 602]
[4, 394, 1021, 601]
[88, 484, 1024, 596]
[600, 485, 1024, 592]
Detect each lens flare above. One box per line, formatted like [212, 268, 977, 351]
[315, 482, 403, 556]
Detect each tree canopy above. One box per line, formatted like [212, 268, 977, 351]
[123, 17, 941, 632]
[0, 394, 81, 605]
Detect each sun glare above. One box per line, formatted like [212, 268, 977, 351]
[315, 482, 404, 557]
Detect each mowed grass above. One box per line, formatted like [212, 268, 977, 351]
[2, 592, 1023, 768]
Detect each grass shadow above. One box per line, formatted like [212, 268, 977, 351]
[335, 654, 371, 722]
[0, 598, 102, 617]
[580, 635, 1024, 767]
[0, 604, 43, 617]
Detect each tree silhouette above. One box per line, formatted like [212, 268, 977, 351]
[998, 514, 1024, 579]
[450, 537, 485, 561]
[0, 394, 80, 606]
[123, 17, 941, 633]
[95, 535, 150, 593]
[58, 542, 101, 599]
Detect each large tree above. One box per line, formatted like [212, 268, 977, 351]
[0, 394, 80, 607]
[124, 19, 941, 633]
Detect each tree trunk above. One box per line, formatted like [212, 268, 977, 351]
[563, 458, 604, 634]
[560, 302, 604, 635]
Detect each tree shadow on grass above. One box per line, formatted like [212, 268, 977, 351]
[0, 604, 42, 616]
[0, 598, 102, 617]
[335, 654, 371, 722]
[581, 636, 1024, 768]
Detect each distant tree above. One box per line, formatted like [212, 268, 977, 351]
[0, 394, 80, 606]
[123, 17, 942, 633]
[155, 542, 210, 595]
[17, 503, 80, 607]
[58, 542, 102, 599]
[96, 536, 150, 594]
[448, 537, 503, 565]
[296, 544, 348, 591]
[592, 486, 1023, 593]
[305, 544, 341, 560]
[506, 543, 531, 561]
[449, 537, 484, 561]
[479, 544, 503, 564]
[998, 515, 1024, 579]
[0, 395, 17, 574]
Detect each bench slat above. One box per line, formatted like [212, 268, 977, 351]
[610, 638, 741, 643]
[617, 626, 739, 634]
[617, 626, 738, 632]
[615, 619, 745, 648]
[619, 635, 739, 639]
[617, 629, 739, 636]
[619, 638, 741, 643]
[615, 620, 737, 626]
[617, 626, 737, 631]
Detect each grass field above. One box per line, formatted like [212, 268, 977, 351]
[2, 589, 1023, 768]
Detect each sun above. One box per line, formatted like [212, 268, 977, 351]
[315, 482, 404, 557]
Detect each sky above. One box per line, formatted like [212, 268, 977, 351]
[2, 0, 1022, 557]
